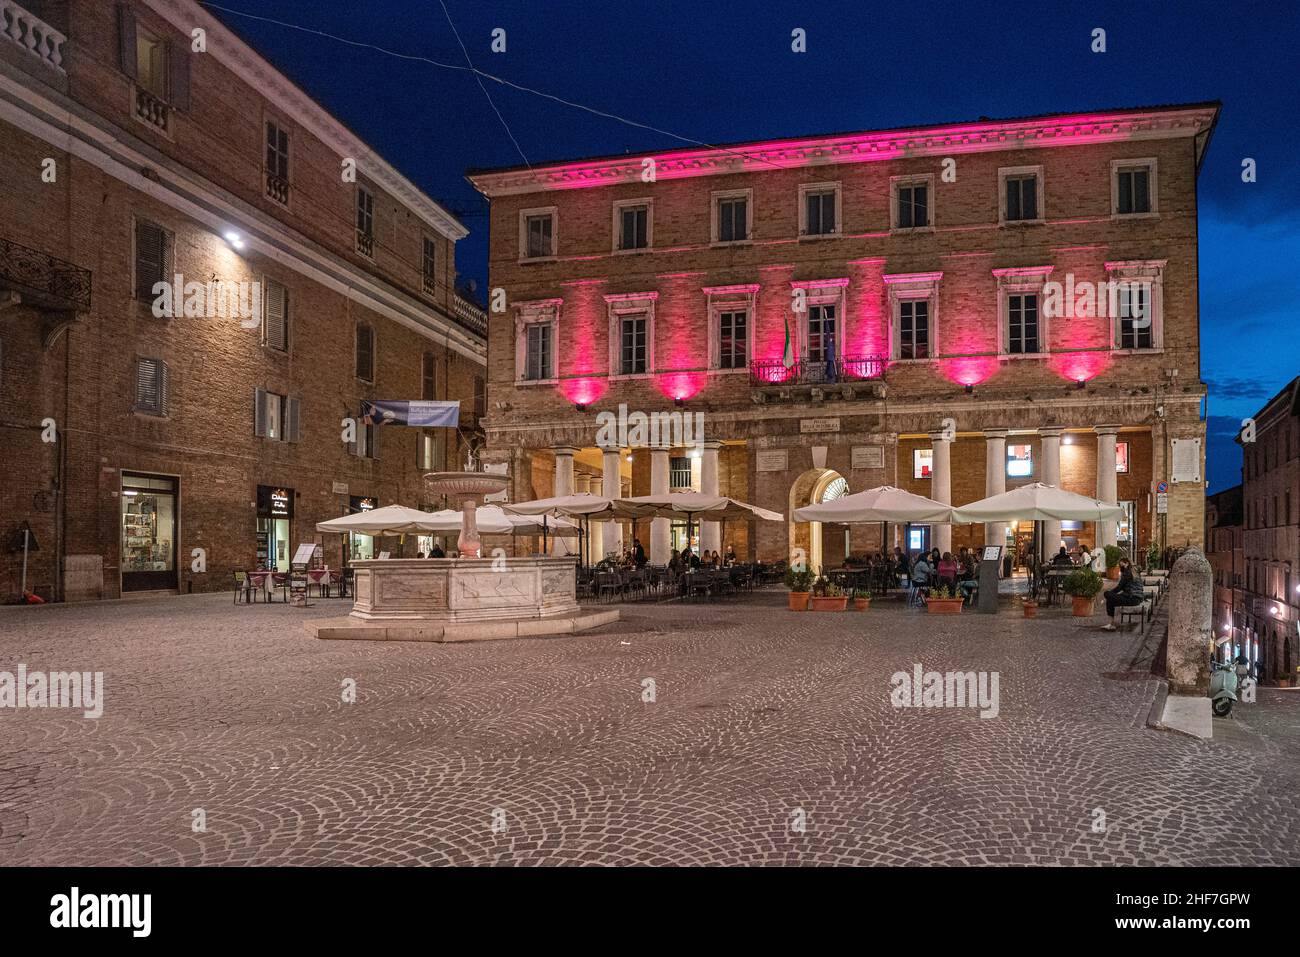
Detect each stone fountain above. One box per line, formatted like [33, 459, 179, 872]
[305, 471, 618, 643]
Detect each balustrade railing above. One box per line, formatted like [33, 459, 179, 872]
[0, 0, 67, 72]
[749, 355, 884, 387]
[0, 237, 92, 311]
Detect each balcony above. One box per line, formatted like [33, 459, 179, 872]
[355, 229, 374, 258]
[0, 237, 92, 347]
[452, 293, 487, 339]
[134, 87, 169, 132]
[749, 355, 885, 402]
[0, 0, 67, 73]
[265, 172, 290, 205]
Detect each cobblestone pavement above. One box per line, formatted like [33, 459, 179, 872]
[1, 591, 1297, 866]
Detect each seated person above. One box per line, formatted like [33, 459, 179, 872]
[937, 552, 959, 585]
[1050, 545, 1074, 567]
[911, 554, 934, 587]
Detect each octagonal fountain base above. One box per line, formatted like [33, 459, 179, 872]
[304, 556, 619, 643]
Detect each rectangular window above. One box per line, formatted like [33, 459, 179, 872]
[1007, 444, 1033, 477]
[417, 431, 439, 471]
[897, 183, 928, 229]
[1116, 166, 1151, 215]
[1117, 284, 1153, 349]
[525, 323, 552, 381]
[355, 420, 377, 459]
[262, 279, 288, 352]
[618, 205, 649, 250]
[1005, 174, 1039, 222]
[265, 121, 289, 203]
[135, 358, 169, 416]
[1116, 441, 1130, 473]
[718, 310, 748, 369]
[134, 220, 170, 302]
[356, 187, 374, 256]
[669, 456, 692, 489]
[254, 389, 297, 442]
[914, 448, 933, 480]
[525, 213, 553, 259]
[422, 237, 437, 294]
[473, 375, 486, 425]
[421, 353, 436, 400]
[898, 300, 929, 359]
[355, 324, 374, 381]
[717, 197, 748, 243]
[1007, 293, 1040, 354]
[135, 24, 169, 100]
[620, 313, 648, 375]
[804, 190, 837, 235]
[807, 304, 836, 364]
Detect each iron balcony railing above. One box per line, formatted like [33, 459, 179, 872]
[0, 237, 92, 311]
[749, 355, 884, 387]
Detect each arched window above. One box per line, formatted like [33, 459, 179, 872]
[820, 476, 849, 503]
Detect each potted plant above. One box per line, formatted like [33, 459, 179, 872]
[1144, 541, 1162, 573]
[1022, 596, 1038, 618]
[924, 584, 964, 615]
[1103, 545, 1125, 580]
[785, 566, 814, 611]
[811, 580, 848, 612]
[852, 588, 871, 612]
[1062, 568, 1103, 617]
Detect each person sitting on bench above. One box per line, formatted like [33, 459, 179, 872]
[1101, 558, 1144, 631]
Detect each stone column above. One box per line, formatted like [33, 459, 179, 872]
[602, 447, 623, 560]
[574, 472, 590, 495]
[554, 447, 577, 556]
[650, 446, 670, 565]
[983, 429, 1008, 548]
[1095, 425, 1120, 549]
[929, 430, 952, 554]
[700, 441, 722, 555]
[1167, 547, 1212, 695]
[1040, 428, 1063, 556]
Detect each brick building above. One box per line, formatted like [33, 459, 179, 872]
[469, 103, 1218, 569]
[0, 0, 486, 601]
[1237, 377, 1299, 684]
[470, 104, 1216, 566]
[1205, 483, 1243, 654]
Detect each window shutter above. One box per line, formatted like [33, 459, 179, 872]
[254, 388, 267, 437]
[158, 360, 169, 416]
[170, 44, 190, 110]
[135, 358, 157, 413]
[285, 397, 300, 442]
[356, 325, 373, 380]
[118, 5, 137, 79]
[370, 424, 379, 461]
[263, 279, 287, 351]
[135, 221, 165, 302]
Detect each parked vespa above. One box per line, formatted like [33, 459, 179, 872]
[1210, 659, 1239, 717]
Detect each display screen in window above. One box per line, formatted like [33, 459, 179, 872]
[1116, 441, 1129, 473]
[1007, 444, 1033, 477]
[913, 449, 932, 479]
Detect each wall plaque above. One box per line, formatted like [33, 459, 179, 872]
[756, 450, 789, 472]
[800, 417, 840, 433]
[852, 446, 885, 470]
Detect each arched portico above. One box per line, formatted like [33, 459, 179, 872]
[788, 468, 848, 573]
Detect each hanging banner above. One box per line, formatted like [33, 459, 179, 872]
[361, 400, 459, 427]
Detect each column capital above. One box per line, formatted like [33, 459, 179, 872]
[597, 443, 622, 454]
[1039, 428, 1064, 439]
[701, 440, 724, 451]
[982, 429, 1009, 440]
[928, 430, 953, 444]
[1093, 425, 1122, 436]
[554, 446, 580, 457]
[648, 444, 671, 457]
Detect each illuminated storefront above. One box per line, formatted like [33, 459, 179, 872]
[256, 485, 294, 571]
[120, 472, 178, 592]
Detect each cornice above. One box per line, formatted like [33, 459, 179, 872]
[468, 106, 1220, 197]
[144, 0, 468, 241]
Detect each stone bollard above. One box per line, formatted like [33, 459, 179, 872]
[1166, 547, 1212, 696]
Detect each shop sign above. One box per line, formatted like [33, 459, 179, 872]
[257, 485, 294, 518]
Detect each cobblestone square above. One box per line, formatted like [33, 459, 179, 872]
[2, 591, 1297, 866]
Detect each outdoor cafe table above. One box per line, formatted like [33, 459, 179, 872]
[1042, 566, 1077, 605]
[246, 570, 289, 601]
[306, 567, 334, 596]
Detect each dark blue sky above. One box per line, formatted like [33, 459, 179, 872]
[205, 0, 1300, 493]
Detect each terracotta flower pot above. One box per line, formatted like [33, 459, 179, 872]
[1023, 600, 1038, 618]
[853, 598, 871, 611]
[1106, 566, 1120, 581]
[788, 591, 810, 611]
[925, 597, 964, 615]
[811, 596, 848, 612]
[1071, 595, 1096, 617]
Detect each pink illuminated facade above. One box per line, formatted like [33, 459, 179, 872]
[470, 103, 1218, 567]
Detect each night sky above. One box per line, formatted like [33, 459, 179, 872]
[202, 0, 1300, 493]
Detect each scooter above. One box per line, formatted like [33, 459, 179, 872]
[1210, 659, 1239, 717]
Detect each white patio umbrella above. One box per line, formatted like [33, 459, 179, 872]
[415, 507, 515, 535]
[616, 492, 784, 559]
[793, 485, 956, 524]
[504, 494, 621, 564]
[952, 483, 1124, 588]
[315, 504, 445, 536]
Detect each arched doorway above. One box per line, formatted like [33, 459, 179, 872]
[788, 468, 848, 573]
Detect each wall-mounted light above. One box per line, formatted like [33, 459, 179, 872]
[674, 397, 685, 408]
[1062, 435, 1073, 445]
[574, 402, 588, 412]
[1076, 378, 1087, 389]
[964, 384, 974, 394]
[224, 230, 246, 251]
